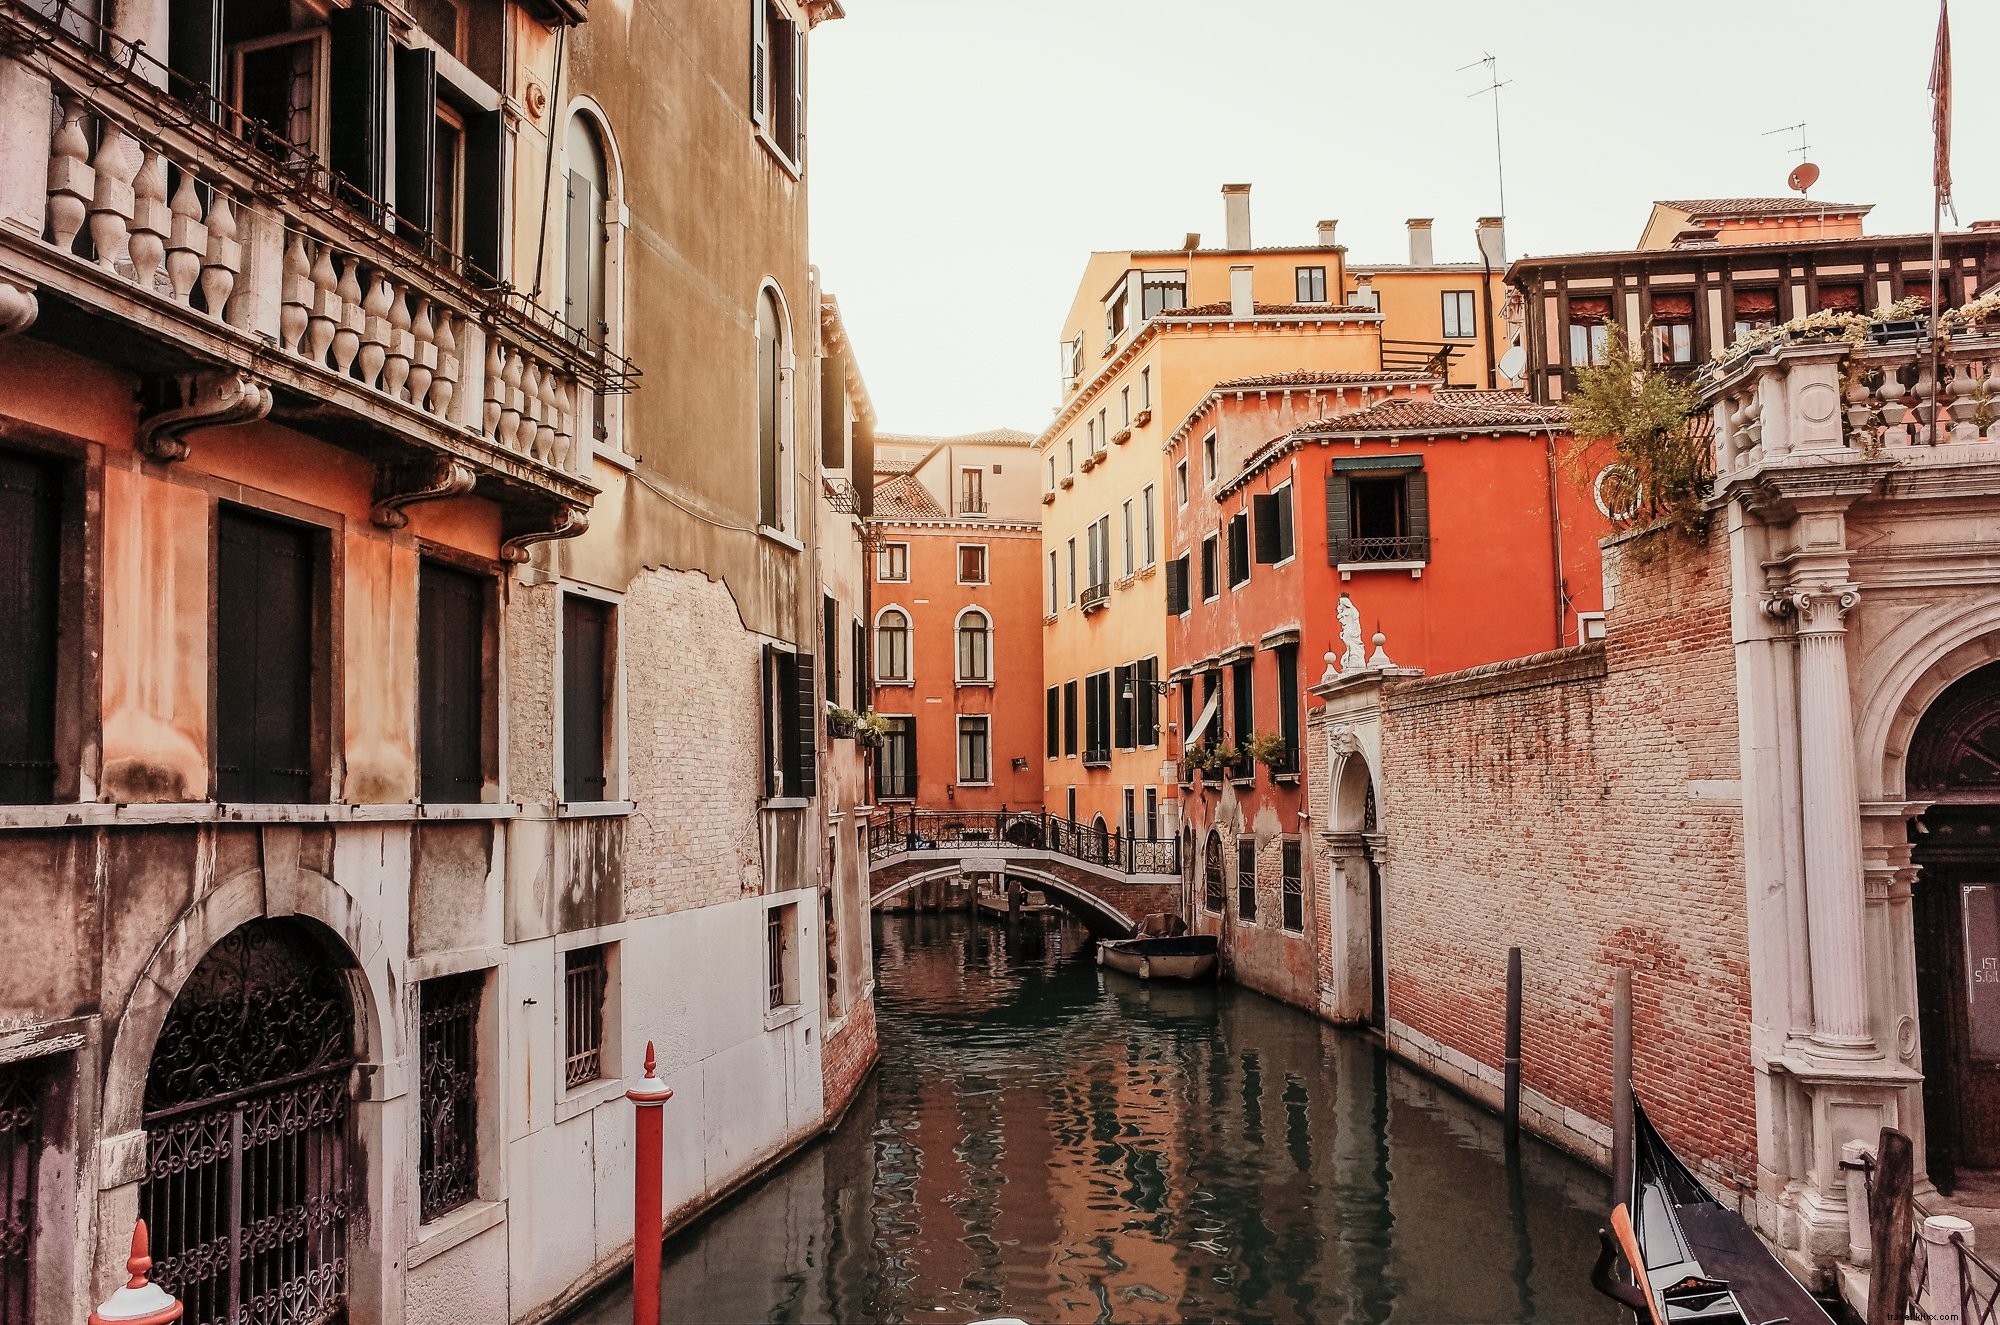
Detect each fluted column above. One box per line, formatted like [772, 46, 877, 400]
[1772, 583, 1873, 1054]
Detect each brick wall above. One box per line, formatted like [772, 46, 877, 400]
[821, 990, 877, 1121]
[1376, 526, 1754, 1191]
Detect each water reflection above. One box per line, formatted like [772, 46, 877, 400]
[576, 912, 1616, 1324]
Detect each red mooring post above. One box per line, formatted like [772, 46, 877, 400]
[89, 1219, 182, 1325]
[627, 1041, 674, 1325]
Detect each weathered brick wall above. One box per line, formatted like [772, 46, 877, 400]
[820, 991, 877, 1121]
[1378, 527, 1754, 1191]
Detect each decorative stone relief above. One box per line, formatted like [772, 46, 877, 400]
[134, 368, 272, 463]
[1337, 593, 1365, 672]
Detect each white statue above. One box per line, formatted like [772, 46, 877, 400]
[1337, 594, 1366, 673]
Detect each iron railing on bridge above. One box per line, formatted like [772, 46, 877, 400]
[868, 808, 1180, 875]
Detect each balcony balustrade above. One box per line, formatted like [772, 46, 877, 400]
[0, 1, 637, 557]
[867, 807, 1180, 876]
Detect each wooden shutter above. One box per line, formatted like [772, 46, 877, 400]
[1229, 513, 1249, 582]
[167, 0, 224, 114]
[1405, 469, 1431, 560]
[419, 561, 485, 803]
[1062, 680, 1078, 756]
[1138, 657, 1159, 746]
[1325, 472, 1351, 564]
[820, 348, 847, 469]
[562, 596, 609, 802]
[393, 44, 437, 236]
[1252, 493, 1279, 563]
[1277, 486, 1294, 560]
[216, 509, 315, 804]
[563, 169, 593, 331]
[0, 453, 59, 804]
[1165, 556, 1187, 614]
[821, 596, 839, 704]
[1045, 687, 1059, 758]
[328, 5, 391, 213]
[749, 0, 768, 125]
[1232, 662, 1254, 744]
[1113, 664, 1133, 750]
[461, 110, 505, 282]
[791, 651, 817, 798]
[791, 21, 807, 164]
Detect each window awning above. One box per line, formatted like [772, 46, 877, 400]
[1186, 686, 1221, 744]
[1333, 454, 1424, 473]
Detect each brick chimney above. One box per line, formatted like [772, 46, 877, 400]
[1316, 219, 1338, 247]
[1406, 218, 1434, 266]
[1223, 184, 1252, 250]
[1476, 216, 1505, 267]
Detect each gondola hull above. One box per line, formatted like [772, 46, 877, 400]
[1096, 934, 1218, 981]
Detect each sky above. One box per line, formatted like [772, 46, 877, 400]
[805, 0, 1998, 438]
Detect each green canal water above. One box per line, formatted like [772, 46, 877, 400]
[576, 911, 1619, 1324]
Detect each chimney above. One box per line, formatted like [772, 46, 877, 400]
[1223, 183, 1252, 250]
[1476, 216, 1506, 267]
[1406, 218, 1434, 266]
[1229, 265, 1254, 317]
[1352, 273, 1378, 311]
[1316, 219, 1338, 248]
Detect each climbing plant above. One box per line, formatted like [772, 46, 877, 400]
[1565, 325, 1709, 538]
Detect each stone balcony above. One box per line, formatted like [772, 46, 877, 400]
[0, 2, 635, 558]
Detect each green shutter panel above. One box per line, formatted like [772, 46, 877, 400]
[1139, 657, 1159, 745]
[1326, 472, 1351, 564]
[1405, 469, 1431, 560]
[793, 651, 817, 798]
[1253, 493, 1279, 563]
[792, 23, 807, 166]
[1114, 665, 1133, 749]
[393, 45, 437, 236]
[328, 6, 390, 214]
[1165, 557, 1187, 614]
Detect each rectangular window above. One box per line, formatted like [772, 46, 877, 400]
[1062, 680, 1079, 757]
[1442, 290, 1477, 339]
[418, 970, 482, 1222]
[1567, 295, 1611, 368]
[1227, 511, 1250, 587]
[216, 506, 321, 804]
[1326, 462, 1430, 565]
[1237, 837, 1258, 922]
[1087, 418, 1096, 452]
[1281, 840, 1304, 933]
[419, 560, 486, 803]
[822, 594, 840, 704]
[1175, 459, 1189, 508]
[1123, 786, 1136, 839]
[1732, 288, 1779, 342]
[876, 541, 909, 582]
[1201, 536, 1219, 600]
[1144, 787, 1158, 839]
[1120, 386, 1131, 427]
[1092, 515, 1112, 589]
[1166, 555, 1190, 615]
[232, 28, 330, 169]
[1066, 437, 1076, 474]
[753, 2, 803, 166]
[876, 716, 915, 799]
[1650, 292, 1694, 365]
[957, 715, 991, 784]
[1083, 671, 1112, 764]
[766, 903, 798, 1009]
[1253, 484, 1295, 564]
[1067, 786, 1077, 823]
[1065, 335, 1084, 389]
[1113, 662, 1135, 751]
[1066, 537, 1078, 605]
[1275, 643, 1299, 774]
[1047, 550, 1059, 615]
[1141, 485, 1157, 566]
[960, 467, 985, 515]
[1105, 284, 1129, 346]
[1202, 432, 1217, 483]
[1295, 266, 1327, 303]
[1047, 454, 1057, 490]
[1141, 271, 1187, 319]
[1140, 365, 1153, 410]
[762, 645, 818, 800]
[561, 594, 612, 802]
[0, 451, 59, 804]
[1232, 659, 1254, 754]
[1046, 686, 1060, 759]
[1121, 499, 1135, 577]
[958, 544, 989, 584]
[564, 945, 608, 1089]
[1137, 656, 1160, 746]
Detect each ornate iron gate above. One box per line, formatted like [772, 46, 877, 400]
[140, 921, 355, 1325]
[0, 1063, 40, 1325]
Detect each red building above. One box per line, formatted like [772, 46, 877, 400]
[1165, 376, 1610, 1005]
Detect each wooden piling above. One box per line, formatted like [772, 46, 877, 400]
[1611, 967, 1633, 1204]
[1503, 947, 1522, 1145]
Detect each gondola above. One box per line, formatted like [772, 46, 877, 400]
[1095, 933, 1218, 981]
[1592, 1094, 1836, 1325]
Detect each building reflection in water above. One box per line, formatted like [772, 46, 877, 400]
[575, 911, 1615, 1324]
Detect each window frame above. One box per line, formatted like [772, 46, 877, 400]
[874, 714, 916, 800]
[562, 943, 612, 1092]
[750, 0, 805, 174]
[1441, 289, 1477, 339]
[1295, 265, 1328, 303]
[755, 282, 796, 535]
[955, 542, 989, 585]
[1237, 836, 1258, 923]
[558, 586, 623, 805]
[1175, 459, 1189, 509]
[417, 554, 496, 805]
[954, 607, 993, 686]
[875, 540, 910, 583]
[213, 502, 334, 806]
[417, 968, 486, 1224]
[1281, 838, 1304, 933]
[956, 714, 992, 786]
[1140, 485, 1157, 567]
[1201, 432, 1217, 484]
[766, 901, 800, 1011]
[873, 605, 912, 685]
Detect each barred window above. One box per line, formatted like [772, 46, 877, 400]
[1203, 832, 1224, 913]
[0, 1061, 42, 1325]
[564, 946, 607, 1090]
[1282, 839, 1304, 933]
[419, 971, 482, 1223]
[767, 904, 798, 1009]
[1237, 837, 1258, 922]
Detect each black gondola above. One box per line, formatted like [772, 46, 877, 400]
[1592, 1094, 1836, 1325]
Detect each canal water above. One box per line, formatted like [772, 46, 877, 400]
[577, 911, 1618, 1324]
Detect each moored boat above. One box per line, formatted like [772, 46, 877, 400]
[1097, 933, 1218, 981]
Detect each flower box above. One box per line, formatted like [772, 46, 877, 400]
[1112, 428, 1132, 445]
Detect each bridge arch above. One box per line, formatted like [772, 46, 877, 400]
[870, 863, 1139, 936]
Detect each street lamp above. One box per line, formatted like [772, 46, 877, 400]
[1121, 677, 1172, 700]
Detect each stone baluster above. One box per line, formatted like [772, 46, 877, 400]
[406, 297, 435, 409]
[1911, 361, 1939, 445]
[537, 364, 561, 463]
[278, 231, 310, 353]
[357, 269, 392, 389]
[164, 170, 206, 307]
[46, 90, 93, 252]
[1844, 369, 1879, 450]
[1985, 358, 2000, 443]
[430, 310, 458, 419]
[483, 338, 507, 440]
[1879, 365, 1910, 446]
[1739, 392, 1763, 463]
[381, 284, 413, 400]
[87, 120, 140, 271]
[499, 345, 525, 450]
[332, 256, 363, 376]
[304, 241, 339, 365]
[553, 377, 576, 471]
[127, 149, 168, 292]
[199, 191, 238, 320]
[522, 359, 547, 460]
[1947, 360, 1979, 443]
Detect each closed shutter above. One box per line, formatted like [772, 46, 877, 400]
[1276, 486, 1294, 560]
[749, 1, 768, 124]
[791, 23, 807, 165]
[1200, 540, 1215, 598]
[1405, 469, 1431, 560]
[563, 169, 595, 333]
[393, 44, 437, 236]
[461, 110, 505, 282]
[1325, 472, 1351, 564]
[216, 509, 315, 804]
[1228, 513, 1249, 583]
[419, 561, 485, 803]
[562, 596, 609, 802]
[1113, 664, 1133, 750]
[0, 453, 59, 804]
[1062, 680, 1078, 756]
[1253, 493, 1279, 563]
[327, 5, 390, 213]
[792, 651, 818, 798]
[1165, 556, 1188, 614]
[1138, 657, 1159, 745]
[820, 348, 847, 469]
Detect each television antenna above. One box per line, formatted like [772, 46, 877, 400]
[1764, 122, 1810, 166]
[1460, 53, 1511, 219]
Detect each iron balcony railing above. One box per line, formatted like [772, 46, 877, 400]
[1329, 534, 1430, 564]
[1080, 581, 1110, 613]
[867, 807, 1180, 875]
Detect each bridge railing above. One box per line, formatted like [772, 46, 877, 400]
[867, 807, 1180, 876]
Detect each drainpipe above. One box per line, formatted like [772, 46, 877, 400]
[1476, 222, 1498, 390]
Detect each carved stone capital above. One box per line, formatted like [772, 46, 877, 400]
[371, 458, 476, 529]
[136, 369, 273, 463]
[0, 278, 38, 340]
[1762, 584, 1860, 628]
[500, 505, 588, 564]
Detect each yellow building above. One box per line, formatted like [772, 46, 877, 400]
[1036, 185, 1510, 835]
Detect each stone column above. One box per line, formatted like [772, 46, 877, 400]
[1776, 583, 1874, 1054]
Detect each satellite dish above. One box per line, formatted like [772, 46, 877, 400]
[1497, 344, 1527, 381]
[1788, 161, 1820, 195]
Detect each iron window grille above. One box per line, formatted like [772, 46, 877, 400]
[0, 1063, 41, 1325]
[1282, 840, 1305, 933]
[564, 947, 608, 1090]
[767, 907, 795, 1009]
[1203, 836, 1225, 913]
[1238, 838, 1258, 921]
[419, 971, 482, 1223]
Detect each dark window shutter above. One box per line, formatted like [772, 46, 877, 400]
[1201, 540, 1216, 598]
[820, 348, 847, 469]
[1277, 487, 1294, 560]
[1063, 680, 1078, 756]
[750, 0, 768, 125]
[1046, 686, 1059, 758]
[461, 110, 505, 282]
[393, 44, 437, 236]
[761, 643, 778, 798]
[1233, 663, 1254, 745]
[419, 561, 485, 803]
[1276, 645, 1300, 749]
[0, 453, 60, 803]
[1253, 493, 1279, 563]
[167, 0, 224, 111]
[791, 22, 807, 166]
[1113, 664, 1133, 750]
[1228, 513, 1249, 583]
[1165, 556, 1188, 614]
[562, 595, 609, 802]
[792, 651, 817, 798]
[1326, 472, 1351, 564]
[1138, 657, 1159, 745]
[216, 509, 315, 804]
[328, 5, 390, 213]
[851, 620, 865, 711]
[1405, 470, 1431, 559]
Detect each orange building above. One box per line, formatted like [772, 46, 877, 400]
[869, 430, 1043, 811]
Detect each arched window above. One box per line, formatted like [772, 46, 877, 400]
[757, 286, 792, 531]
[1203, 830, 1225, 913]
[562, 107, 623, 448]
[875, 607, 910, 682]
[955, 608, 991, 683]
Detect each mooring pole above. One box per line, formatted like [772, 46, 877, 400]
[1611, 967, 1634, 1205]
[627, 1041, 673, 1325]
[1502, 947, 1523, 1144]
[90, 1220, 182, 1325]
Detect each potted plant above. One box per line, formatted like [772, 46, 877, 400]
[853, 711, 891, 750]
[1245, 731, 1292, 775]
[827, 704, 859, 739]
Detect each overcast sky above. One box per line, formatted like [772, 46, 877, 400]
[807, 1, 1995, 437]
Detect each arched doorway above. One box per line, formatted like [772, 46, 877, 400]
[140, 918, 357, 1324]
[1912, 661, 2000, 1191]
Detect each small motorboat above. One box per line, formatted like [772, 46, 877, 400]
[1593, 1093, 1835, 1325]
[1097, 933, 1217, 981]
